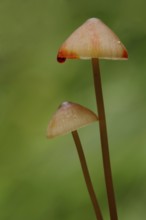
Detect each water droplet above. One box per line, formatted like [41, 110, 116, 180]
[57, 56, 66, 63]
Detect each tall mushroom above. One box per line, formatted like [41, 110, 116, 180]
[47, 101, 103, 220]
[57, 18, 128, 220]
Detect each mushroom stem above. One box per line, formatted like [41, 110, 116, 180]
[72, 130, 103, 220]
[91, 58, 118, 220]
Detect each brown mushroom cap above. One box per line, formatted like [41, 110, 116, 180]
[57, 18, 128, 61]
[47, 101, 98, 138]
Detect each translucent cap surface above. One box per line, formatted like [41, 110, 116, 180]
[47, 101, 98, 138]
[57, 18, 128, 61]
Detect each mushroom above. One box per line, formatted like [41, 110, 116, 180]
[57, 17, 128, 62]
[57, 18, 128, 220]
[47, 101, 103, 220]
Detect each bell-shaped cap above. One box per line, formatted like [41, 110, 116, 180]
[47, 101, 98, 138]
[57, 18, 128, 62]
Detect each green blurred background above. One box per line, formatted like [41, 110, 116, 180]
[0, 0, 146, 219]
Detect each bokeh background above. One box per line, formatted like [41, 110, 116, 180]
[0, 0, 146, 219]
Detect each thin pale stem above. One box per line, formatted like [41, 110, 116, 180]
[72, 130, 103, 220]
[91, 58, 118, 220]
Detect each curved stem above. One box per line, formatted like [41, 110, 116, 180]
[72, 130, 103, 220]
[91, 58, 118, 220]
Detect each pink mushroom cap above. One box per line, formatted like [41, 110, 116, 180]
[57, 18, 128, 62]
[47, 101, 98, 138]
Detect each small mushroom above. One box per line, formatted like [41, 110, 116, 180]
[56, 18, 128, 220]
[47, 101, 103, 220]
[47, 101, 98, 138]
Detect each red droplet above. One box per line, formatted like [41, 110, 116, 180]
[57, 56, 66, 63]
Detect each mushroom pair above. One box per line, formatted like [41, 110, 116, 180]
[47, 18, 128, 220]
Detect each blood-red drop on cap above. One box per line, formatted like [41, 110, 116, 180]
[57, 56, 66, 63]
